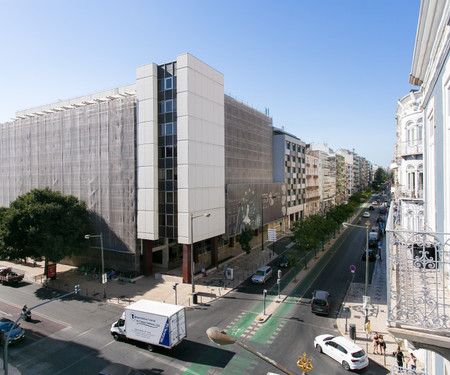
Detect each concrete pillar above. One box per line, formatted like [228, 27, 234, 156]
[162, 247, 169, 268]
[182, 244, 191, 283]
[142, 239, 153, 276]
[211, 236, 219, 268]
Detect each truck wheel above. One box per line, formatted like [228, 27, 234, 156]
[147, 344, 154, 352]
[112, 333, 119, 341]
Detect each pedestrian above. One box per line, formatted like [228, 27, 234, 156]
[406, 352, 417, 371]
[365, 319, 371, 335]
[394, 347, 404, 369]
[378, 334, 386, 355]
[372, 332, 379, 354]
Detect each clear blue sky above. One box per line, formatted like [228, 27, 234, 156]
[1, 0, 421, 167]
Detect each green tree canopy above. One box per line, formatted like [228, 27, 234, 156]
[238, 226, 253, 254]
[0, 188, 91, 264]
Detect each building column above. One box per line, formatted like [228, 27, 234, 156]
[211, 236, 219, 268]
[162, 247, 169, 268]
[182, 244, 191, 284]
[142, 239, 153, 276]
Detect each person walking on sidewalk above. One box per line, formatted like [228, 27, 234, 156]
[406, 352, 417, 371]
[394, 347, 404, 369]
[378, 334, 386, 355]
[365, 319, 371, 335]
[372, 332, 380, 354]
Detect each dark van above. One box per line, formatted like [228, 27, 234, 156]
[311, 290, 330, 315]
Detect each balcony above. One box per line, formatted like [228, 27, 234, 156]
[394, 185, 424, 201]
[398, 139, 423, 157]
[386, 203, 450, 359]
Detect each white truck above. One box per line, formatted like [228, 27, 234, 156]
[110, 299, 186, 350]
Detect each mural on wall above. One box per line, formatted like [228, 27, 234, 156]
[226, 183, 287, 237]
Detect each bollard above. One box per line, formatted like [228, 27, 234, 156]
[349, 324, 356, 341]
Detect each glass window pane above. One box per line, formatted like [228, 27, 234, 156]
[165, 77, 173, 90]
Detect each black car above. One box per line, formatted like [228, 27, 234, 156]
[361, 248, 376, 261]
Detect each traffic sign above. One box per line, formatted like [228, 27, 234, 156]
[350, 265, 356, 273]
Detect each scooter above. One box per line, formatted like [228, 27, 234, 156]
[22, 306, 31, 322]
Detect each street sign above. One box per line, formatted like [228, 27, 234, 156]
[350, 265, 356, 273]
[365, 220, 371, 226]
[378, 241, 382, 248]
[363, 295, 371, 310]
[268, 228, 276, 241]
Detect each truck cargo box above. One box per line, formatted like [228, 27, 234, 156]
[111, 299, 186, 349]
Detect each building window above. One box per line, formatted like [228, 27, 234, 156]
[165, 77, 173, 90]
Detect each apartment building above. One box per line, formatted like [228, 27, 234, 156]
[273, 127, 306, 228]
[304, 150, 320, 216]
[387, 1, 450, 373]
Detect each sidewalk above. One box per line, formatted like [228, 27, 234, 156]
[335, 243, 397, 372]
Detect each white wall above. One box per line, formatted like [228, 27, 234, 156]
[176, 53, 225, 244]
[136, 63, 159, 240]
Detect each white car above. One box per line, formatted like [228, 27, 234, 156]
[362, 211, 370, 218]
[313, 334, 369, 371]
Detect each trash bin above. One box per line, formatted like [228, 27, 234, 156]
[192, 293, 198, 304]
[349, 324, 356, 340]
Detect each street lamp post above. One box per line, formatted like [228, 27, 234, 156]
[206, 327, 297, 375]
[3, 285, 81, 375]
[85, 233, 105, 298]
[190, 213, 211, 295]
[343, 221, 370, 322]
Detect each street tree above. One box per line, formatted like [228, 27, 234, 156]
[238, 226, 253, 254]
[0, 188, 91, 272]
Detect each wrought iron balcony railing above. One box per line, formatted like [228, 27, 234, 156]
[386, 203, 450, 337]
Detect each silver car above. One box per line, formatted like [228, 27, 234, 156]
[251, 266, 273, 284]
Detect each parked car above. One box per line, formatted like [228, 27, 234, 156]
[251, 266, 273, 284]
[361, 248, 376, 261]
[362, 212, 370, 218]
[368, 205, 374, 210]
[0, 318, 25, 345]
[314, 334, 369, 371]
[311, 290, 330, 315]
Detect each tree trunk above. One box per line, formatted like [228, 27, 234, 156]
[44, 257, 48, 277]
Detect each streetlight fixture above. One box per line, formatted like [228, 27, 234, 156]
[261, 194, 277, 251]
[85, 233, 106, 298]
[3, 285, 81, 375]
[190, 213, 211, 295]
[206, 327, 297, 375]
[343, 220, 370, 323]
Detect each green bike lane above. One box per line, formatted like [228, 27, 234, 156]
[182, 228, 352, 375]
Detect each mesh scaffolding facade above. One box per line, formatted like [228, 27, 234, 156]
[0, 96, 138, 270]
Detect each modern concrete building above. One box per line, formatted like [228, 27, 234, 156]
[387, 1, 450, 373]
[273, 127, 306, 228]
[0, 53, 287, 283]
